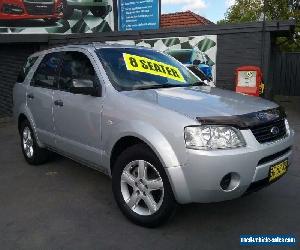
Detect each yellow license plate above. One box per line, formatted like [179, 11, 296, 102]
[269, 159, 288, 182]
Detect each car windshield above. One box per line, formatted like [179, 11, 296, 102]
[166, 50, 193, 64]
[96, 48, 204, 91]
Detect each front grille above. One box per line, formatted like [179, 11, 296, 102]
[251, 119, 287, 144]
[24, 2, 54, 15]
[258, 147, 292, 165]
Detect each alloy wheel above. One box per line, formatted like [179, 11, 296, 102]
[120, 160, 164, 216]
[23, 127, 34, 158]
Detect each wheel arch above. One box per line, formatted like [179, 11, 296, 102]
[108, 128, 181, 176]
[18, 113, 28, 134]
[110, 136, 151, 174]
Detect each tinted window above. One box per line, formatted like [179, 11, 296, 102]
[59, 51, 97, 92]
[97, 48, 200, 91]
[167, 50, 193, 64]
[31, 52, 62, 88]
[17, 56, 38, 83]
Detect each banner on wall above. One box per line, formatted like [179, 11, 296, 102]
[0, 0, 115, 33]
[118, 0, 160, 31]
[107, 35, 217, 81]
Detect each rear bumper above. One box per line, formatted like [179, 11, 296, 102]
[166, 129, 294, 204]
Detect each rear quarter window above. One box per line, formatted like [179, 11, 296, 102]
[17, 56, 38, 83]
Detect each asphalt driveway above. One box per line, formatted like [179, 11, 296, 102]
[0, 99, 299, 250]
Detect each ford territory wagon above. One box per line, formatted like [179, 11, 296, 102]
[13, 44, 294, 227]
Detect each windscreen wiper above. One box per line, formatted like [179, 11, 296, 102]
[133, 84, 186, 90]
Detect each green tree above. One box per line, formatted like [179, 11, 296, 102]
[220, 0, 262, 23]
[218, 0, 300, 51]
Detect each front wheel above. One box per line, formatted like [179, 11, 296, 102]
[112, 144, 177, 227]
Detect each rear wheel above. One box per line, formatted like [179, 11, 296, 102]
[20, 120, 50, 165]
[112, 144, 177, 227]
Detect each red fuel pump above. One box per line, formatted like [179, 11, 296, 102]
[235, 66, 264, 97]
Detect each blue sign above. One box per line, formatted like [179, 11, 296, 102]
[118, 0, 160, 31]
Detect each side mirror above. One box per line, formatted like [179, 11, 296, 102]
[70, 79, 101, 97]
[193, 59, 201, 65]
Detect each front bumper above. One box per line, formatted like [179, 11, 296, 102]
[0, 0, 63, 20]
[166, 129, 294, 204]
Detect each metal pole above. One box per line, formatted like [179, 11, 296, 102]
[261, 0, 266, 64]
[261, 0, 268, 97]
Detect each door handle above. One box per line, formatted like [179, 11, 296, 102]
[54, 100, 64, 107]
[27, 93, 34, 99]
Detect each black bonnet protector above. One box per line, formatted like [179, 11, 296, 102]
[196, 107, 286, 129]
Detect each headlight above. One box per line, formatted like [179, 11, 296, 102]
[184, 126, 246, 150]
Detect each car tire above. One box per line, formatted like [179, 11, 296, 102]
[112, 144, 177, 227]
[63, 2, 74, 19]
[20, 120, 50, 165]
[91, 5, 112, 18]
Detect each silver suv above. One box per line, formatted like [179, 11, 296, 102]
[13, 44, 294, 227]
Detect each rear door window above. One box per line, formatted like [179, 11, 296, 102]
[31, 52, 63, 89]
[17, 56, 38, 83]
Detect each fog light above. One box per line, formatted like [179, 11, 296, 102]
[220, 172, 240, 191]
[2, 4, 24, 14]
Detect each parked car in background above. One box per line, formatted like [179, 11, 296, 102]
[187, 65, 215, 87]
[166, 49, 213, 80]
[0, 0, 63, 24]
[63, 0, 112, 18]
[14, 44, 294, 227]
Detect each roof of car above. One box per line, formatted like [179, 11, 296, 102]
[30, 43, 156, 57]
